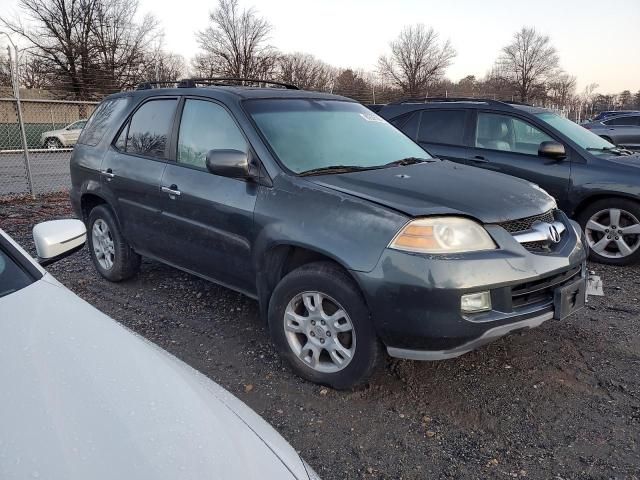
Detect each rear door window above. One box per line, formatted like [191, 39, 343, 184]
[604, 116, 640, 126]
[117, 99, 178, 159]
[417, 110, 466, 145]
[78, 98, 129, 146]
[177, 99, 248, 169]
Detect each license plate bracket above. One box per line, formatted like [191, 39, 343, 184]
[554, 277, 586, 320]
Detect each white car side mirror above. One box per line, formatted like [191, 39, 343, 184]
[33, 219, 86, 266]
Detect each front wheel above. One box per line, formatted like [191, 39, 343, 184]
[578, 198, 640, 265]
[44, 137, 62, 149]
[268, 262, 383, 389]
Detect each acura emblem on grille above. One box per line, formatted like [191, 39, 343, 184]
[548, 224, 561, 243]
[513, 221, 566, 247]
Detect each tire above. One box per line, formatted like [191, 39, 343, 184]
[578, 198, 640, 265]
[87, 205, 141, 281]
[44, 137, 62, 149]
[268, 261, 383, 390]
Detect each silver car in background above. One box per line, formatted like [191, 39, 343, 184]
[583, 113, 640, 150]
[0, 221, 320, 480]
[40, 119, 87, 149]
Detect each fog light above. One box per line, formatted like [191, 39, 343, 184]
[461, 291, 492, 313]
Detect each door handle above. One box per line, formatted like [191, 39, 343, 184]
[469, 155, 488, 163]
[101, 168, 115, 179]
[161, 184, 181, 197]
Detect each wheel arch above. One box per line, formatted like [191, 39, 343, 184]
[79, 192, 125, 235]
[573, 193, 640, 221]
[255, 243, 371, 323]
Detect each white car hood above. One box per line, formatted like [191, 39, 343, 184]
[0, 278, 308, 480]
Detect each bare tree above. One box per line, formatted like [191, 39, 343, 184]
[18, 54, 51, 89]
[497, 27, 559, 103]
[480, 65, 518, 100]
[0, 47, 11, 87]
[90, 0, 160, 91]
[618, 90, 632, 109]
[547, 73, 576, 109]
[332, 69, 371, 102]
[276, 53, 334, 90]
[194, 0, 278, 79]
[1, 0, 159, 98]
[141, 44, 186, 83]
[378, 24, 456, 96]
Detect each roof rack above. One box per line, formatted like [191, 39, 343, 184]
[136, 77, 299, 91]
[390, 97, 530, 107]
[136, 81, 184, 90]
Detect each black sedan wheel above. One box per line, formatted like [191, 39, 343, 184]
[579, 199, 640, 265]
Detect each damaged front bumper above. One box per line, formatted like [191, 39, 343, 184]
[352, 211, 588, 361]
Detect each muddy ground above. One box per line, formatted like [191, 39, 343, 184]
[2, 194, 639, 479]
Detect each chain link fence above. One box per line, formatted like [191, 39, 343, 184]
[0, 95, 98, 199]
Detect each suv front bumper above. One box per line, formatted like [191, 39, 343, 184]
[352, 213, 588, 360]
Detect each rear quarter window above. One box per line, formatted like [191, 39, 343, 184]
[418, 110, 466, 145]
[78, 97, 130, 146]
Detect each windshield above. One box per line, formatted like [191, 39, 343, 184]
[0, 246, 34, 298]
[536, 112, 615, 154]
[245, 99, 431, 174]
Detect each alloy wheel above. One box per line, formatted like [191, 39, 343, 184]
[92, 218, 115, 270]
[585, 208, 640, 259]
[283, 291, 356, 374]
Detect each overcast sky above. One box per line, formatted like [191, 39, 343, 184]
[3, 0, 639, 93]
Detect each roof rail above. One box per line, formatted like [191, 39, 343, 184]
[136, 81, 183, 90]
[187, 77, 299, 89]
[136, 77, 299, 91]
[390, 97, 524, 107]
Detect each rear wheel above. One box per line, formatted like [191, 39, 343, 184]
[44, 137, 62, 149]
[268, 261, 382, 389]
[578, 198, 640, 265]
[88, 205, 141, 281]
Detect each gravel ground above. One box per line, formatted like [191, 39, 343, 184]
[2, 194, 639, 480]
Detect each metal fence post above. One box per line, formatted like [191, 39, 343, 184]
[8, 45, 35, 198]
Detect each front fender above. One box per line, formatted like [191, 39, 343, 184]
[252, 175, 408, 274]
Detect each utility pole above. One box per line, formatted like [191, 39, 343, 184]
[3, 34, 34, 198]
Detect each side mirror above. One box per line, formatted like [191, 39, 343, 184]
[538, 141, 566, 160]
[33, 219, 86, 266]
[205, 149, 255, 179]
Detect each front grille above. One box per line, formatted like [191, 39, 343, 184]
[498, 210, 556, 234]
[522, 240, 550, 252]
[511, 265, 582, 309]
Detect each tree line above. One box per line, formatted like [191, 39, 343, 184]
[1, 0, 638, 119]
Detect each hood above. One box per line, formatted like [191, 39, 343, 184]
[0, 279, 308, 480]
[597, 152, 640, 167]
[306, 161, 555, 223]
[41, 129, 61, 137]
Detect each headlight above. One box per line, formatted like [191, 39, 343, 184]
[389, 217, 496, 254]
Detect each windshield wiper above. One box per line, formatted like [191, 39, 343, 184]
[299, 157, 433, 176]
[384, 156, 433, 167]
[298, 165, 377, 176]
[586, 146, 632, 156]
